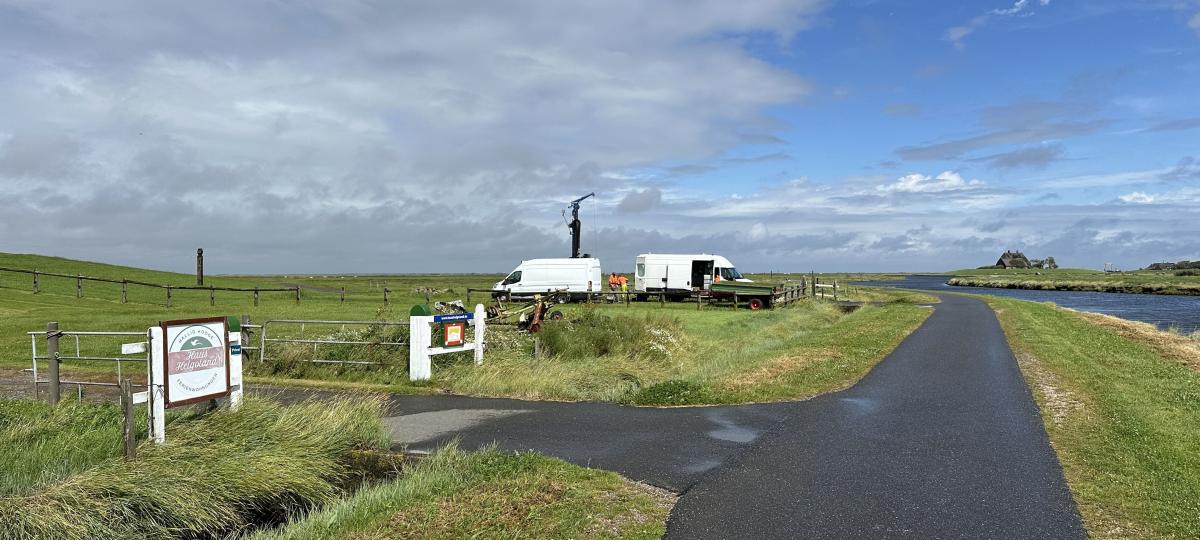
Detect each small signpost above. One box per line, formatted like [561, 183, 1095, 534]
[146, 316, 243, 443]
[408, 305, 486, 381]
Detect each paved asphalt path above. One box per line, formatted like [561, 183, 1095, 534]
[260, 293, 1084, 538]
[667, 294, 1084, 539]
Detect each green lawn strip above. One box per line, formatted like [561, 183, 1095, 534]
[250, 444, 672, 540]
[0, 396, 388, 540]
[1, 252, 931, 406]
[947, 268, 1200, 295]
[984, 297, 1200, 538]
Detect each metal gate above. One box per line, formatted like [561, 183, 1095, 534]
[253, 319, 408, 366]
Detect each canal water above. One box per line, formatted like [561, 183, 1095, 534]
[858, 275, 1200, 334]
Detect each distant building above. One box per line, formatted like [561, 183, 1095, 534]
[996, 250, 1032, 269]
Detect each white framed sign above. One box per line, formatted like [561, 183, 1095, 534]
[160, 316, 230, 407]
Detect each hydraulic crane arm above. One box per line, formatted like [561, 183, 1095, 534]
[566, 192, 595, 258]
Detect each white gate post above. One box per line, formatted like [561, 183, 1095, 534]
[409, 315, 433, 381]
[148, 327, 166, 444]
[473, 303, 485, 366]
[228, 330, 243, 410]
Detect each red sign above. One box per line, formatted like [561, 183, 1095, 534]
[444, 322, 465, 346]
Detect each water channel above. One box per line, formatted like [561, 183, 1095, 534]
[859, 275, 1200, 334]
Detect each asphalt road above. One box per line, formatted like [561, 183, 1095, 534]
[666, 294, 1084, 539]
[260, 293, 1084, 538]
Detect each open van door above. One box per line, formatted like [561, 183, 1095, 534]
[691, 259, 714, 290]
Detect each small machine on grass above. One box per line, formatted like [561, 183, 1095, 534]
[484, 294, 564, 332]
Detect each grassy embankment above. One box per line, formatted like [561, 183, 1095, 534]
[0, 397, 388, 539]
[949, 267, 1200, 296]
[0, 252, 934, 405]
[985, 297, 1200, 538]
[251, 444, 672, 540]
[0, 396, 667, 539]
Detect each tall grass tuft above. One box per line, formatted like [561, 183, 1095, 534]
[536, 307, 686, 361]
[0, 401, 132, 496]
[0, 396, 387, 540]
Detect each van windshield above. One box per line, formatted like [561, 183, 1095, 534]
[502, 271, 522, 285]
[719, 267, 743, 280]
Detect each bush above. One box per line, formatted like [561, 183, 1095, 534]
[0, 397, 387, 540]
[1175, 269, 1200, 277]
[625, 379, 713, 406]
[535, 308, 685, 362]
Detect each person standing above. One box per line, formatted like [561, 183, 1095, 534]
[617, 273, 629, 293]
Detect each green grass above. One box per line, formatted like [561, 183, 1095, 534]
[0, 400, 131, 496]
[1, 252, 931, 405]
[985, 297, 1200, 538]
[250, 444, 672, 540]
[948, 268, 1200, 295]
[0, 396, 388, 540]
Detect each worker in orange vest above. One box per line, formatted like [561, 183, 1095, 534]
[608, 272, 620, 292]
[617, 273, 629, 293]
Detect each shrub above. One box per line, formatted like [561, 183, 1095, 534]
[535, 308, 685, 362]
[1175, 269, 1200, 277]
[625, 379, 713, 406]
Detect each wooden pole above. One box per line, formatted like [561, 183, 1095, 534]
[340, 287, 345, 303]
[166, 286, 172, 307]
[32, 271, 39, 294]
[76, 274, 82, 298]
[196, 248, 204, 286]
[253, 287, 260, 307]
[120, 378, 136, 460]
[209, 286, 215, 306]
[121, 280, 128, 303]
[46, 322, 60, 405]
[733, 292, 738, 310]
[383, 288, 389, 304]
[294, 286, 300, 304]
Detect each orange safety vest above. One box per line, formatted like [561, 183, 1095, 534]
[617, 275, 628, 286]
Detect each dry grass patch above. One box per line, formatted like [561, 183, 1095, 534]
[725, 348, 838, 390]
[1073, 311, 1200, 370]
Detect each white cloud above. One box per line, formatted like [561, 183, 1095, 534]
[877, 171, 983, 193]
[1118, 191, 1155, 204]
[945, 0, 1051, 48]
[1190, 12, 1200, 36]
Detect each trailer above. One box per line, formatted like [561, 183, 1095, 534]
[708, 281, 807, 310]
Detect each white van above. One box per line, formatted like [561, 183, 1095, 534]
[634, 253, 750, 298]
[494, 258, 603, 301]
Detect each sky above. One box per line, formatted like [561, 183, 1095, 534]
[1, 0, 1198, 274]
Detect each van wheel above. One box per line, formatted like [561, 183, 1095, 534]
[748, 298, 764, 310]
[548, 310, 564, 321]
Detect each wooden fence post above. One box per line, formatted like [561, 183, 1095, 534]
[833, 280, 838, 302]
[340, 287, 345, 303]
[209, 286, 215, 306]
[76, 274, 82, 298]
[166, 286, 172, 307]
[32, 271, 39, 293]
[121, 280, 128, 303]
[659, 292, 665, 306]
[294, 286, 300, 304]
[46, 322, 60, 405]
[625, 291, 631, 306]
[254, 287, 260, 307]
[120, 379, 136, 460]
[383, 288, 389, 304]
[733, 292, 738, 310]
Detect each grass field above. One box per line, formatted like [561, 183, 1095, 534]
[948, 268, 1200, 296]
[0, 252, 933, 405]
[0, 396, 388, 539]
[251, 444, 672, 540]
[986, 297, 1200, 538]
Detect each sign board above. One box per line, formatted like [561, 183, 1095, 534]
[433, 312, 474, 323]
[444, 322, 465, 346]
[160, 316, 230, 407]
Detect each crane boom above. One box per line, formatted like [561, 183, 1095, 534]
[566, 192, 595, 258]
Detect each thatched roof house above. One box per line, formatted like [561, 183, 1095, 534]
[996, 250, 1031, 269]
